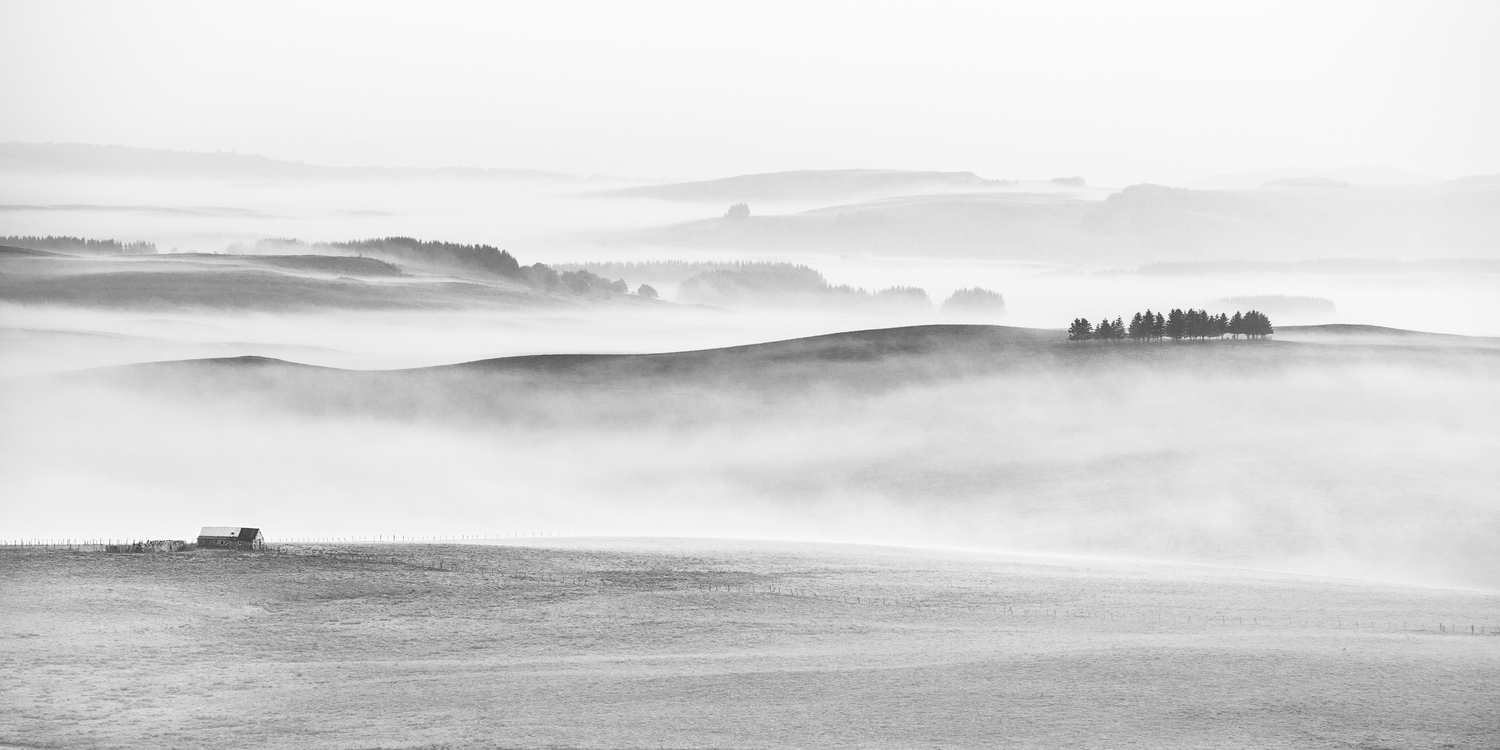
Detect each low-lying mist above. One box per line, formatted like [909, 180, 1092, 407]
[4, 330, 1496, 591]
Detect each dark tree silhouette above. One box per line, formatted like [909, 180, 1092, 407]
[2, 235, 157, 256]
[1243, 310, 1274, 338]
[1069, 307, 1271, 343]
[1093, 316, 1125, 341]
[1212, 313, 1229, 338]
[1165, 309, 1187, 341]
[1068, 318, 1093, 341]
[1093, 317, 1113, 340]
[637, 283, 659, 299]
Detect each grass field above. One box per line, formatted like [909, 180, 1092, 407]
[3, 538, 1497, 749]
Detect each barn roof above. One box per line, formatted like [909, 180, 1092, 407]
[199, 527, 261, 540]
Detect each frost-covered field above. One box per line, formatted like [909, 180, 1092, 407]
[3, 538, 1497, 749]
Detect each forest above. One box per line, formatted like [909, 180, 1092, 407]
[1, 235, 157, 256]
[1068, 308, 1273, 341]
[235, 237, 633, 297]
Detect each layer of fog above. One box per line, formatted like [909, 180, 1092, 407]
[3, 341, 1497, 592]
[6, 164, 1499, 339]
[5, 255, 1500, 379]
[0, 173, 707, 255]
[0, 304, 926, 376]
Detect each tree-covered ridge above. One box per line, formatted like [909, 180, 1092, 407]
[1068, 309, 1273, 342]
[1, 235, 157, 256]
[237, 237, 632, 297]
[676, 264, 938, 311]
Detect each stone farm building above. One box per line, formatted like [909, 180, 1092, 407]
[196, 527, 264, 551]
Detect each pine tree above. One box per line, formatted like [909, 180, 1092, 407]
[1243, 310, 1274, 339]
[1209, 313, 1228, 339]
[1128, 312, 1146, 341]
[1068, 318, 1093, 341]
[1229, 311, 1244, 339]
[1153, 311, 1165, 341]
[1165, 309, 1187, 341]
[1093, 317, 1113, 340]
[1186, 309, 1208, 340]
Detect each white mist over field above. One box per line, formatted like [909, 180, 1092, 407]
[5, 6, 1500, 749]
[4, 145, 1500, 595]
[5, 331, 1499, 592]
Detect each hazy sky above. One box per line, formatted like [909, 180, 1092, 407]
[2, 1, 1497, 185]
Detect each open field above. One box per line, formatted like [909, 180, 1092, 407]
[2, 538, 1497, 749]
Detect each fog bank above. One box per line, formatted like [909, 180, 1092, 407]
[4, 330, 1497, 591]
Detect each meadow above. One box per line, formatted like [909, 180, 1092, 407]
[3, 538, 1497, 749]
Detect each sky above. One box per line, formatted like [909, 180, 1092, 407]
[1, 1, 1497, 185]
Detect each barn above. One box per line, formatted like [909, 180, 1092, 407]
[196, 527, 264, 551]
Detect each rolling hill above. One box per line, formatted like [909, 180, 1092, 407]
[0, 245, 644, 312]
[0, 142, 577, 183]
[602, 169, 1015, 205]
[66, 323, 1500, 419]
[607, 182, 1500, 262]
[12, 324, 1500, 591]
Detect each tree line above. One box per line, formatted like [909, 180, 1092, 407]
[250, 237, 640, 297]
[2, 235, 157, 256]
[1068, 308, 1273, 341]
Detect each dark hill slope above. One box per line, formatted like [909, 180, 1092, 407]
[0, 244, 71, 258]
[61, 324, 1500, 429]
[1278, 324, 1500, 348]
[0, 252, 573, 311]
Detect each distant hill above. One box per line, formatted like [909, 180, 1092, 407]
[71, 322, 1500, 406]
[64, 326, 1125, 404]
[675, 264, 932, 313]
[0, 244, 70, 258]
[0, 239, 640, 311]
[1216, 295, 1336, 322]
[1140, 258, 1500, 275]
[1, 235, 158, 256]
[1441, 174, 1500, 187]
[0, 142, 577, 183]
[1185, 166, 1439, 190]
[1260, 176, 1351, 189]
[614, 191, 1108, 261]
[603, 169, 1014, 204]
[1277, 323, 1500, 348]
[609, 183, 1500, 262]
[941, 288, 1006, 317]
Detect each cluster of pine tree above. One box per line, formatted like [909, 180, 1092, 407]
[1068, 309, 1273, 341]
[2, 235, 157, 256]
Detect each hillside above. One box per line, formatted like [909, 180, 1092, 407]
[1185, 165, 1439, 189]
[8, 323, 1497, 593]
[0, 142, 577, 183]
[603, 169, 1014, 204]
[68, 323, 1500, 417]
[0, 252, 553, 311]
[608, 182, 1500, 262]
[0, 241, 641, 311]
